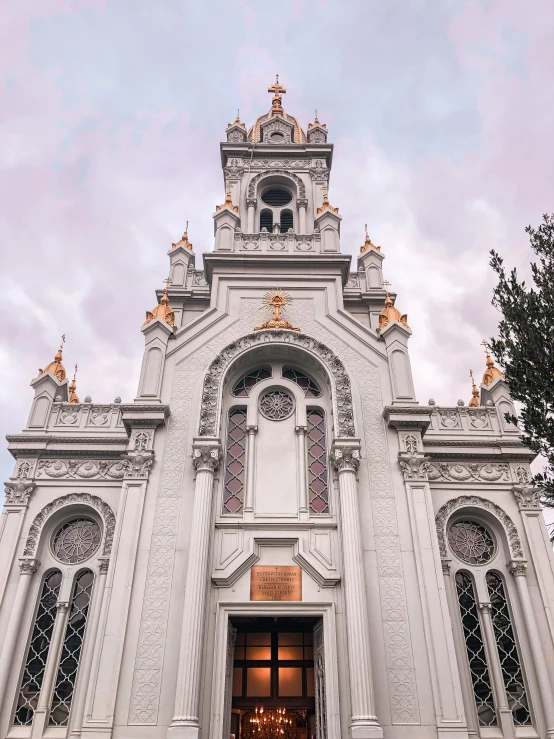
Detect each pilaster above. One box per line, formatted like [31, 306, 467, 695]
[135, 317, 173, 402]
[379, 320, 417, 405]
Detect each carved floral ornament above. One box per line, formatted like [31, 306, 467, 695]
[331, 446, 360, 473]
[435, 495, 524, 561]
[198, 330, 355, 438]
[22, 492, 116, 559]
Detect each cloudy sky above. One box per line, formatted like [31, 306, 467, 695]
[1, 0, 553, 495]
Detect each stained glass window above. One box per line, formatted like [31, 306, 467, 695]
[53, 518, 101, 564]
[282, 368, 321, 398]
[14, 570, 62, 726]
[224, 408, 247, 513]
[448, 521, 495, 565]
[49, 570, 94, 726]
[232, 368, 272, 397]
[259, 389, 294, 421]
[486, 571, 532, 725]
[455, 571, 497, 726]
[307, 410, 328, 513]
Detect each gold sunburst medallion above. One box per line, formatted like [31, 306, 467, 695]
[254, 290, 299, 331]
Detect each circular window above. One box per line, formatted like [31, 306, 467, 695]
[448, 520, 495, 565]
[52, 518, 101, 564]
[261, 187, 292, 207]
[270, 131, 285, 143]
[259, 389, 295, 421]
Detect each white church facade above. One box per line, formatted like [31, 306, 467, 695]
[1, 80, 554, 739]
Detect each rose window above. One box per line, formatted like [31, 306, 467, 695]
[259, 389, 294, 421]
[448, 520, 495, 565]
[53, 518, 101, 564]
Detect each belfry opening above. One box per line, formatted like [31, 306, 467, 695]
[228, 617, 322, 739]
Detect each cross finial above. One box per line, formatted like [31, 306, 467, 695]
[382, 280, 391, 294]
[59, 334, 66, 351]
[365, 223, 368, 238]
[163, 277, 172, 290]
[481, 339, 490, 355]
[184, 220, 188, 234]
[470, 369, 475, 384]
[268, 75, 286, 97]
[73, 363, 78, 381]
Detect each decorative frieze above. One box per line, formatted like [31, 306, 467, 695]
[427, 462, 510, 483]
[37, 459, 126, 480]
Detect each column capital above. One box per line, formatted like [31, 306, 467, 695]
[246, 425, 258, 434]
[398, 452, 431, 481]
[246, 198, 257, 209]
[331, 440, 361, 473]
[98, 558, 110, 574]
[56, 600, 70, 613]
[19, 558, 40, 575]
[513, 483, 542, 510]
[508, 559, 528, 577]
[479, 602, 493, 614]
[441, 559, 452, 575]
[4, 481, 35, 506]
[297, 198, 308, 208]
[121, 450, 155, 479]
[295, 424, 307, 435]
[192, 439, 222, 473]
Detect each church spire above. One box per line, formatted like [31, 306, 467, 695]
[378, 282, 409, 331]
[38, 334, 67, 381]
[481, 340, 504, 385]
[360, 224, 381, 253]
[468, 369, 480, 407]
[172, 221, 193, 251]
[69, 364, 80, 404]
[143, 278, 175, 329]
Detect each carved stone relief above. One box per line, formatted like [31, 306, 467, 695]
[468, 409, 490, 429]
[438, 409, 461, 428]
[250, 159, 311, 169]
[427, 462, 510, 483]
[22, 492, 116, 558]
[37, 459, 126, 480]
[435, 495, 524, 560]
[226, 127, 247, 143]
[247, 170, 306, 200]
[4, 481, 35, 505]
[261, 118, 293, 143]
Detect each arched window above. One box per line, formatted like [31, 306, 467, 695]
[14, 570, 62, 726]
[282, 368, 321, 398]
[49, 570, 94, 726]
[224, 408, 247, 514]
[307, 410, 328, 514]
[280, 210, 293, 233]
[260, 210, 273, 232]
[454, 571, 497, 727]
[232, 368, 272, 397]
[486, 571, 531, 725]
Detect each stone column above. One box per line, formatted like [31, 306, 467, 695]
[478, 602, 514, 739]
[297, 198, 307, 234]
[68, 559, 109, 739]
[246, 198, 256, 233]
[31, 600, 71, 738]
[331, 442, 382, 739]
[296, 425, 308, 519]
[0, 558, 40, 712]
[508, 560, 554, 738]
[244, 425, 258, 519]
[168, 439, 221, 739]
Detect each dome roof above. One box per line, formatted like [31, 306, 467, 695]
[247, 77, 306, 143]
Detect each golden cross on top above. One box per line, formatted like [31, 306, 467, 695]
[481, 338, 490, 355]
[163, 277, 172, 290]
[382, 280, 391, 293]
[268, 74, 286, 98]
[59, 334, 66, 351]
[73, 364, 78, 381]
[469, 369, 475, 384]
[365, 223, 369, 238]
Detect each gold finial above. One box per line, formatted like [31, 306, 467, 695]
[316, 186, 339, 215]
[69, 364, 80, 404]
[268, 74, 286, 114]
[254, 290, 300, 331]
[216, 185, 239, 213]
[468, 369, 480, 407]
[481, 339, 504, 385]
[142, 278, 175, 329]
[39, 334, 67, 381]
[227, 109, 245, 129]
[172, 220, 193, 250]
[378, 282, 409, 331]
[308, 108, 327, 130]
[360, 224, 381, 253]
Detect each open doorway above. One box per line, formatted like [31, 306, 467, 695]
[225, 616, 325, 739]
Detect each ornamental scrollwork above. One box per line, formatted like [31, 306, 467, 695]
[399, 454, 430, 481]
[4, 481, 35, 505]
[507, 559, 528, 577]
[198, 330, 355, 438]
[513, 484, 542, 510]
[19, 558, 40, 575]
[192, 446, 221, 473]
[427, 462, 510, 483]
[121, 451, 154, 479]
[247, 170, 305, 200]
[435, 495, 523, 561]
[331, 446, 360, 473]
[23, 493, 116, 559]
[37, 459, 126, 480]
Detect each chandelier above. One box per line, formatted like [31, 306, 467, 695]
[242, 707, 296, 738]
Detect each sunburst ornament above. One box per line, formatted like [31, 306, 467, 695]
[254, 290, 299, 331]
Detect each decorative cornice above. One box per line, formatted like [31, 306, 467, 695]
[199, 331, 355, 438]
[19, 558, 40, 575]
[513, 484, 542, 510]
[23, 493, 116, 559]
[507, 559, 528, 577]
[4, 481, 35, 506]
[435, 495, 523, 560]
[331, 446, 360, 474]
[192, 444, 221, 473]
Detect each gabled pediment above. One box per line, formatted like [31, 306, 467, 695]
[259, 115, 295, 144]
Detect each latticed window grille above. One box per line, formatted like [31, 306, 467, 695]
[259, 389, 294, 421]
[455, 571, 497, 726]
[14, 570, 62, 726]
[486, 571, 532, 725]
[49, 570, 94, 726]
[307, 409, 328, 514]
[53, 518, 101, 564]
[448, 520, 495, 565]
[282, 368, 321, 398]
[224, 408, 247, 513]
[232, 368, 272, 397]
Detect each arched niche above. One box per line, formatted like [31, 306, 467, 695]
[198, 330, 355, 438]
[247, 170, 306, 200]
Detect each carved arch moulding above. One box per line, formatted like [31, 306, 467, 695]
[435, 495, 524, 561]
[247, 169, 306, 200]
[198, 330, 355, 438]
[22, 492, 116, 559]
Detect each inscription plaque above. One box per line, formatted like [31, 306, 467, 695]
[250, 565, 302, 601]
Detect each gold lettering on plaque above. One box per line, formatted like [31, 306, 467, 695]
[250, 565, 302, 602]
